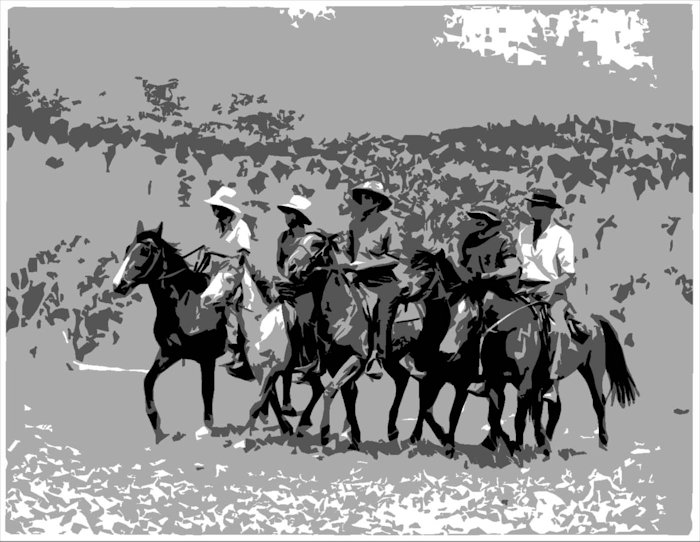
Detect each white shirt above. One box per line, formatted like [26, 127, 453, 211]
[517, 223, 575, 282]
[223, 217, 252, 253]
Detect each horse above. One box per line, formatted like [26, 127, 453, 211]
[112, 221, 229, 444]
[279, 239, 452, 449]
[428, 265, 640, 456]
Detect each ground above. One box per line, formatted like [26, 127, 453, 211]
[3, 347, 694, 536]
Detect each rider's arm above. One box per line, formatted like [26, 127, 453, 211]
[483, 235, 520, 281]
[551, 230, 576, 290]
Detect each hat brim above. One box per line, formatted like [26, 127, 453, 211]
[526, 198, 562, 209]
[467, 211, 501, 224]
[352, 188, 392, 211]
[205, 196, 242, 214]
[277, 205, 312, 224]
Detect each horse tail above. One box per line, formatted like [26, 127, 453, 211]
[594, 315, 639, 408]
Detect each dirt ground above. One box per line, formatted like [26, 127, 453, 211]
[3, 343, 694, 536]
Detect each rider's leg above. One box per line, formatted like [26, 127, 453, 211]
[543, 297, 568, 402]
[293, 293, 321, 375]
[365, 280, 402, 380]
[224, 310, 254, 381]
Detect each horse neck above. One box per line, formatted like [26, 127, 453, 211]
[237, 262, 270, 343]
[147, 245, 192, 305]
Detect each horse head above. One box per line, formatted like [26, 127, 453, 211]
[402, 248, 458, 302]
[201, 254, 247, 308]
[113, 220, 170, 295]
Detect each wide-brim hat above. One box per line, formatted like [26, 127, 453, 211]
[277, 195, 312, 225]
[466, 203, 502, 224]
[351, 180, 392, 211]
[204, 186, 242, 214]
[526, 188, 562, 208]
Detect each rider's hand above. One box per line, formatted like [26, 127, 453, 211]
[533, 283, 556, 302]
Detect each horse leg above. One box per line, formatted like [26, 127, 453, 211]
[412, 377, 444, 445]
[246, 370, 281, 432]
[545, 396, 563, 441]
[199, 359, 215, 434]
[267, 387, 294, 436]
[144, 349, 181, 444]
[482, 384, 508, 451]
[281, 371, 297, 417]
[531, 395, 551, 457]
[579, 361, 608, 450]
[341, 381, 361, 450]
[386, 360, 410, 442]
[444, 386, 468, 459]
[320, 355, 362, 447]
[297, 374, 324, 436]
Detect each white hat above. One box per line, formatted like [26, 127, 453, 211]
[277, 195, 312, 225]
[204, 186, 241, 214]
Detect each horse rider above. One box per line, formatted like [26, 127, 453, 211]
[338, 180, 408, 381]
[445, 203, 519, 396]
[203, 186, 274, 380]
[274, 195, 325, 379]
[513, 188, 576, 403]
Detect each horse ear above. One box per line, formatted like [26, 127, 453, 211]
[155, 222, 163, 237]
[136, 220, 144, 235]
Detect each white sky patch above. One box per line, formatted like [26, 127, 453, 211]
[282, 4, 336, 29]
[438, 6, 654, 84]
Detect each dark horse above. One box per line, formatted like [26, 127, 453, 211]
[410, 254, 640, 457]
[113, 221, 232, 443]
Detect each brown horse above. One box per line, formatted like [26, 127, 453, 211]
[425, 267, 640, 456]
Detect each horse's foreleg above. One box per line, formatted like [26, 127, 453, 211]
[545, 396, 562, 441]
[483, 385, 507, 451]
[281, 371, 297, 417]
[144, 349, 180, 443]
[320, 355, 362, 446]
[531, 396, 550, 456]
[411, 377, 442, 444]
[297, 374, 324, 435]
[199, 360, 215, 430]
[340, 381, 361, 450]
[514, 394, 529, 451]
[267, 387, 293, 436]
[444, 387, 468, 458]
[579, 360, 608, 450]
[386, 360, 410, 441]
[247, 370, 280, 432]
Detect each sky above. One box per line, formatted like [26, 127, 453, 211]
[7, 4, 694, 139]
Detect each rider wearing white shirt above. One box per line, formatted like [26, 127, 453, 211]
[517, 188, 576, 403]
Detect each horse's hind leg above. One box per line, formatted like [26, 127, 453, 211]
[144, 349, 181, 443]
[579, 360, 608, 450]
[531, 396, 551, 456]
[341, 381, 361, 450]
[281, 371, 297, 417]
[386, 360, 410, 441]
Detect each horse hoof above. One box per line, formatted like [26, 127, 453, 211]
[409, 434, 420, 445]
[282, 406, 298, 417]
[281, 423, 294, 436]
[388, 429, 399, 442]
[480, 437, 497, 452]
[348, 441, 360, 452]
[445, 446, 455, 459]
[155, 431, 170, 445]
[599, 441, 608, 451]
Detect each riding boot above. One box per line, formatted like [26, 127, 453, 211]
[222, 327, 255, 381]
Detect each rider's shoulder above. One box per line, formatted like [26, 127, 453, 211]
[550, 221, 573, 236]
